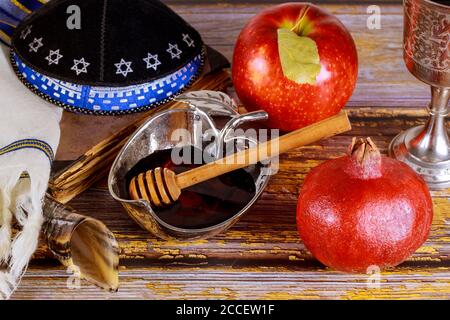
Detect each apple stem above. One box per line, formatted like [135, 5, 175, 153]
[291, 5, 311, 36]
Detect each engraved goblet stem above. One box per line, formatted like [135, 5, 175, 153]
[389, 0, 450, 189]
[408, 87, 450, 162]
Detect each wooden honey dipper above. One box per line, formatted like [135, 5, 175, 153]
[129, 111, 351, 206]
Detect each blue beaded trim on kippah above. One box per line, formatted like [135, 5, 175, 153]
[11, 50, 204, 115]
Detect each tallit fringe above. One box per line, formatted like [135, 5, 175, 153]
[0, 167, 46, 299]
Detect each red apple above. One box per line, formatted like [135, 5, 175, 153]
[232, 3, 358, 131]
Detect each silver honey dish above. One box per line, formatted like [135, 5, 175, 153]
[108, 91, 272, 240]
[389, 0, 450, 189]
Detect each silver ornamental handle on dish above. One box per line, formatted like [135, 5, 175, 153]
[42, 195, 120, 291]
[176, 90, 269, 159]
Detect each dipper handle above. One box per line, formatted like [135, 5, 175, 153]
[129, 111, 351, 206]
[176, 110, 351, 189]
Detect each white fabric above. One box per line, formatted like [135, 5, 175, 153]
[0, 45, 62, 298]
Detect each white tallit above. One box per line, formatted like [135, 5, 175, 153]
[0, 44, 62, 298]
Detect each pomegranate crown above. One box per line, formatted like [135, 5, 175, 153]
[348, 137, 382, 179]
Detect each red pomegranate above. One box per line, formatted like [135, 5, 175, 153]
[296, 138, 433, 273]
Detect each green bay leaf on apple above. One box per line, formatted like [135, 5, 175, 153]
[277, 28, 321, 85]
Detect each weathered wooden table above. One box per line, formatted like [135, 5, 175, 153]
[12, 1, 450, 299]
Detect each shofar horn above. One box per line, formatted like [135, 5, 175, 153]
[42, 195, 119, 291]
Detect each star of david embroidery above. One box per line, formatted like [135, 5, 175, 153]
[21, 26, 32, 40]
[45, 49, 63, 65]
[182, 33, 194, 47]
[166, 43, 182, 59]
[71, 58, 90, 75]
[143, 53, 161, 71]
[115, 59, 133, 77]
[29, 37, 43, 52]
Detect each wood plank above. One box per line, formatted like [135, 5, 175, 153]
[11, 266, 450, 300]
[14, 2, 449, 300]
[35, 108, 450, 269]
[28, 114, 446, 299]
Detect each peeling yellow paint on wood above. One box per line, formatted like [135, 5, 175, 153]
[200, 287, 237, 299]
[146, 283, 185, 296]
[263, 291, 322, 300]
[188, 254, 207, 259]
[416, 246, 440, 255]
[342, 283, 450, 300]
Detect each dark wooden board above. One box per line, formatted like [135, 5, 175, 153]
[15, 107, 450, 300]
[10, 2, 450, 300]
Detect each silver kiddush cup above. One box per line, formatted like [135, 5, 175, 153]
[389, 0, 450, 189]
